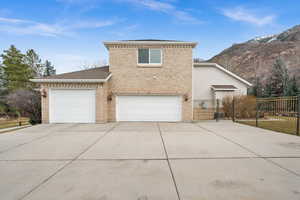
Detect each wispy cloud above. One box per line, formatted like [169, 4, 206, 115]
[0, 17, 30, 24]
[125, 0, 201, 23]
[56, 0, 103, 13]
[69, 20, 117, 29]
[57, 0, 201, 23]
[0, 17, 118, 37]
[222, 6, 275, 26]
[56, 0, 98, 4]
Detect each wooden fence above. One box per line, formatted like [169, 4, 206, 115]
[0, 118, 30, 130]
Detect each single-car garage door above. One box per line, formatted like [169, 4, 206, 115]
[116, 95, 182, 122]
[49, 89, 96, 123]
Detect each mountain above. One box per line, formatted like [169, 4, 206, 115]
[208, 25, 300, 84]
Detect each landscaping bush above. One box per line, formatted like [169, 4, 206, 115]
[0, 103, 7, 118]
[222, 96, 233, 118]
[0, 101, 21, 119]
[6, 89, 41, 124]
[222, 95, 256, 119]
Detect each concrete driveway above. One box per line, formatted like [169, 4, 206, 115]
[0, 121, 300, 200]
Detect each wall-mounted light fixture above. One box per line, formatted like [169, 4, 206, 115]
[40, 88, 47, 98]
[107, 92, 113, 101]
[183, 94, 189, 102]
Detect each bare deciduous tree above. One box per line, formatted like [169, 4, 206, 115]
[78, 60, 108, 70]
[6, 89, 41, 124]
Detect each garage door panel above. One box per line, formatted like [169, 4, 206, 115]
[116, 96, 181, 122]
[50, 89, 96, 123]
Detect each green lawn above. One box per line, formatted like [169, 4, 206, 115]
[0, 118, 30, 130]
[238, 119, 299, 135]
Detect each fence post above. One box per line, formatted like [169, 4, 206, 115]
[256, 99, 259, 127]
[297, 94, 300, 136]
[216, 99, 220, 122]
[232, 98, 235, 122]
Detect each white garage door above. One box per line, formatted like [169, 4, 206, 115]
[49, 89, 96, 123]
[116, 96, 182, 122]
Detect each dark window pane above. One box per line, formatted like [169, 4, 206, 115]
[138, 48, 149, 64]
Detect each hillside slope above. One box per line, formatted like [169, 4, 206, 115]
[209, 25, 300, 84]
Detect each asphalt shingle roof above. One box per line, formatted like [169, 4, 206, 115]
[43, 66, 110, 79]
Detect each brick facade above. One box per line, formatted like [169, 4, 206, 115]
[39, 41, 196, 123]
[107, 43, 194, 121]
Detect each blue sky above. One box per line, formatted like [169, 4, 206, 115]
[0, 0, 299, 73]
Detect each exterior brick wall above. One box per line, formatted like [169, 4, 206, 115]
[107, 44, 194, 121]
[95, 83, 108, 123]
[39, 42, 196, 123]
[41, 87, 49, 123]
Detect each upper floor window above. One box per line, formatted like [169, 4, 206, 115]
[138, 48, 162, 65]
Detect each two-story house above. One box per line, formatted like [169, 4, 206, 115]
[31, 39, 251, 123]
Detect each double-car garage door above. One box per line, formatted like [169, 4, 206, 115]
[49, 89, 181, 123]
[116, 96, 182, 122]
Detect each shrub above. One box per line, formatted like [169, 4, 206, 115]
[222, 96, 233, 118]
[222, 95, 256, 119]
[6, 89, 41, 124]
[0, 101, 20, 119]
[0, 103, 7, 115]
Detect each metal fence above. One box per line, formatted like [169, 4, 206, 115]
[231, 95, 300, 136]
[256, 96, 298, 118]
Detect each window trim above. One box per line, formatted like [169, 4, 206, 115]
[137, 48, 162, 66]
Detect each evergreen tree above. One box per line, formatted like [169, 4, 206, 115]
[249, 77, 264, 97]
[287, 76, 299, 96]
[0, 61, 4, 88]
[263, 77, 273, 97]
[25, 49, 44, 77]
[268, 58, 289, 97]
[0, 45, 34, 92]
[43, 60, 56, 76]
[0, 61, 5, 96]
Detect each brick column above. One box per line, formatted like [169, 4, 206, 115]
[41, 87, 49, 123]
[95, 83, 108, 123]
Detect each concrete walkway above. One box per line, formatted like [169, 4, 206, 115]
[0, 121, 300, 200]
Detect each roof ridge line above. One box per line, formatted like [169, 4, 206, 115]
[41, 65, 109, 78]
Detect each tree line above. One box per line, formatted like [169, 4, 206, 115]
[0, 45, 56, 95]
[249, 58, 299, 97]
[0, 45, 56, 123]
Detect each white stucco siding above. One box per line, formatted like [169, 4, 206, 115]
[193, 66, 248, 100]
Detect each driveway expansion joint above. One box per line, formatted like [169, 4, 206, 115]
[157, 122, 181, 200]
[18, 123, 119, 200]
[0, 130, 57, 155]
[195, 123, 300, 177]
